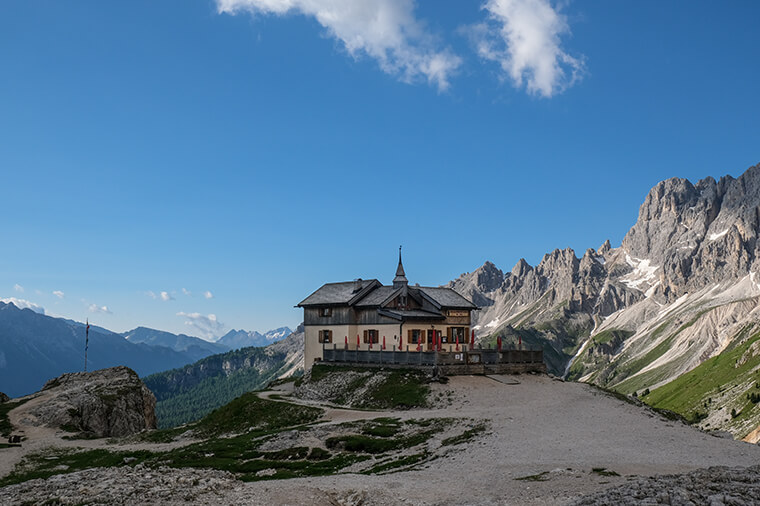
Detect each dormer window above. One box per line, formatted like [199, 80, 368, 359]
[320, 307, 332, 317]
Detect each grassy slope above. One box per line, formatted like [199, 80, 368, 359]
[643, 331, 760, 436]
[144, 347, 295, 428]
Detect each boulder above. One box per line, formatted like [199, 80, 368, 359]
[0, 391, 9, 403]
[26, 366, 156, 437]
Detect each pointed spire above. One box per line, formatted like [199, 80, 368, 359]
[393, 245, 408, 288]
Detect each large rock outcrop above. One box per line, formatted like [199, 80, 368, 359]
[22, 366, 156, 437]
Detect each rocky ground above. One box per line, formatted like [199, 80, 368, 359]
[2, 374, 760, 505]
[569, 465, 760, 506]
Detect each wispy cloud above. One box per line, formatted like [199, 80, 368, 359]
[88, 304, 112, 314]
[160, 291, 174, 301]
[146, 291, 158, 299]
[13, 284, 24, 293]
[204, 290, 214, 299]
[1, 297, 44, 314]
[216, 0, 461, 91]
[53, 290, 65, 299]
[177, 312, 225, 340]
[182, 288, 191, 296]
[471, 0, 584, 97]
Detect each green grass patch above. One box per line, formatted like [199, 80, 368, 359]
[592, 329, 633, 346]
[0, 448, 154, 487]
[361, 418, 401, 438]
[327, 418, 444, 454]
[193, 391, 323, 437]
[159, 432, 368, 481]
[441, 422, 488, 446]
[645, 331, 760, 422]
[365, 452, 428, 474]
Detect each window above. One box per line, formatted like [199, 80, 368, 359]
[408, 329, 423, 344]
[448, 327, 466, 343]
[427, 329, 440, 344]
[318, 329, 333, 343]
[320, 307, 332, 317]
[363, 329, 379, 344]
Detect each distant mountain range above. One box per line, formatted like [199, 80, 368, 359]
[450, 162, 760, 440]
[122, 327, 229, 362]
[0, 301, 293, 398]
[216, 326, 293, 350]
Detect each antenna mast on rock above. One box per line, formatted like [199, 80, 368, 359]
[84, 318, 90, 372]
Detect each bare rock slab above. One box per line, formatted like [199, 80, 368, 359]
[22, 366, 156, 437]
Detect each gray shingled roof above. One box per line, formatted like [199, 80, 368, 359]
[298, 280, 477, 309]
[419, 287, 477, 309]
[354, 286, 398, 307]
[298, 280, 380, 306]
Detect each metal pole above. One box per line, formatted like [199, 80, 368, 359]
[84, 319, 89, 372]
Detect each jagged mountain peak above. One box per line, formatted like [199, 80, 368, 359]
[511, 258, 532, 277]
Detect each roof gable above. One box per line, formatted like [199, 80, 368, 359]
[297, 279, 381, 307]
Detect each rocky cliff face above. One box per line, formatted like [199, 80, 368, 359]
[450, 163, 760, 439]
[19, 366, 156, 437]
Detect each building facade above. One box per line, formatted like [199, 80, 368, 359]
[297, 252, 478, 368]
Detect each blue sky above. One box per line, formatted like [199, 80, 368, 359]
[1, 0, 759, 339]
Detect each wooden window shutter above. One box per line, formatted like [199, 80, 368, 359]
[328, 330, 332, 342]
[364, 330, 369, 343]
[447, 327, 452, 341]
[407, 329, 412, 343]
[318, 330, 323, 343]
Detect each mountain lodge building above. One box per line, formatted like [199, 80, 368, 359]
[297, 251, 479, 368]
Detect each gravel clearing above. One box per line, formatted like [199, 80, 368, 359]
[3, 374, 760, 505]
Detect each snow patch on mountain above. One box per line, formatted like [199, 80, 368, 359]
[621, 254, 659, 290]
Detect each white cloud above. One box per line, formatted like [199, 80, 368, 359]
[182, 288, 191, 296]
[177, 311, 225, 340]
[88, 304, 112, 314]
[146, 291, 158, 299]
[1, 297, 45, 314]
[216, 0, 461, 90]
[472, 0, 584, 97]
[160, 291, 174, 301]
[53, 290, 65, 299]
[13, 284, 24, 293]
[204, 290, 214, 299]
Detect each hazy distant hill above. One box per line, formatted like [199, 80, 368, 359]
[143, 326, 304, 428]
[216, 326, 293, 350]
[122, 327, 229, 362]
[0, 302, 199, 397]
